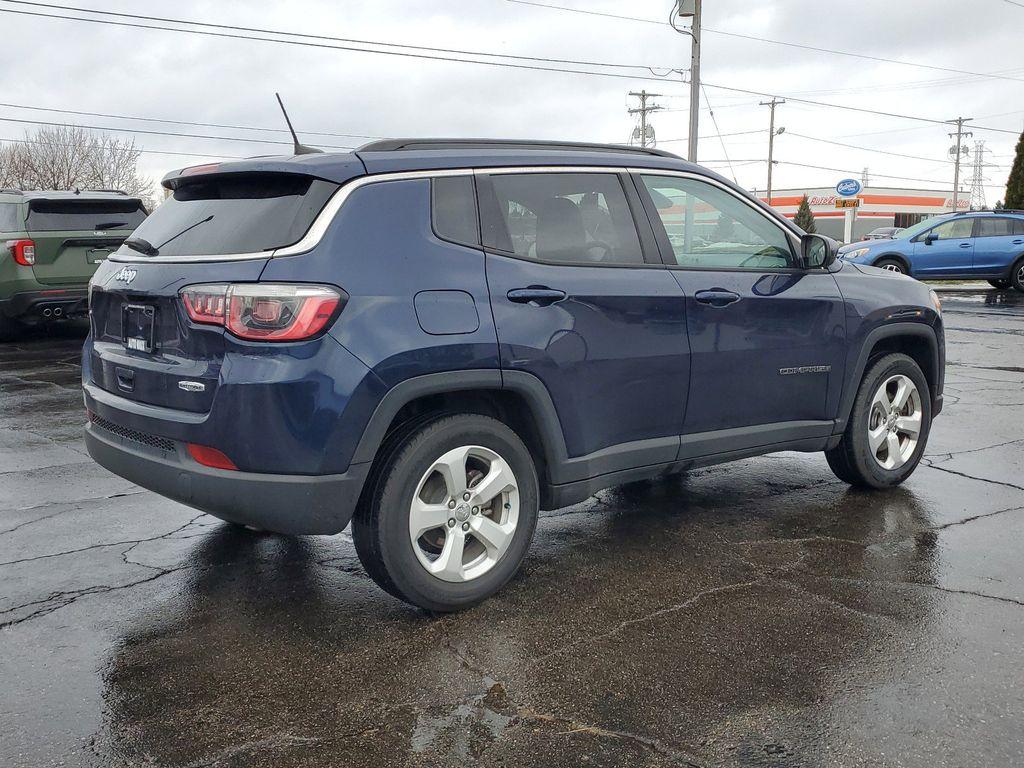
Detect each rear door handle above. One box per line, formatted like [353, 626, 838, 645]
[507, 286, 567, 307]
[1013, 239, 1024, 245]
[694, 289, 741, 307]
[959, 242, 972, 248]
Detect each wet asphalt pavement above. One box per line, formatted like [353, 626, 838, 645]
[1, 290, 1023, 768]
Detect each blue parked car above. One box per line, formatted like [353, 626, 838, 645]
[83, 139, 945, 610]
[838, 210, 1024, 290]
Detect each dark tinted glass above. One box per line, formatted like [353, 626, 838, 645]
[26, 199, 147, 232]
[484, 173, 643, 265]
[117, 174, 337, 257]
[431, 176, 479, 247]
[1015, 218, 1024, 235]
[976, 217, 1015, 237]
[0, 202, 22, 232]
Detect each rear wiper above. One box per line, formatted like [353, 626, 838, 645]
[123, 237, 159, 256]
[155, 215, 214, 252]
[95, 221, 127, 230]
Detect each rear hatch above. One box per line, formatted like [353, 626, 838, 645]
[27, 197, 148, 285]
[88, 171, 339, 412]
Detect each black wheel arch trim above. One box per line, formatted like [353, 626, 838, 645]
[834, 321, 942, 433]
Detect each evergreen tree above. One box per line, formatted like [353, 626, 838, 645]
[1004, 131, 1024, 209]
[794, 194, 816, 233]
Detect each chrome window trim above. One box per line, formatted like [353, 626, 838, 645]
[109, 168, 474, 264]
[627, 167, 802, 253]
[107, 165, 659, 265]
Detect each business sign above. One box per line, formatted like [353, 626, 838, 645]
[836, 179, 862, 197]
[835, 198, 861, 208]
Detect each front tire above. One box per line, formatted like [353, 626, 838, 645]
[352, 414, 539, 612]
[826, 353, 931, 489]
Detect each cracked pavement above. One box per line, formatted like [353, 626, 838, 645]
[2, 288, 1023, 767]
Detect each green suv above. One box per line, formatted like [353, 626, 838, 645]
[0, 190, 148, 339]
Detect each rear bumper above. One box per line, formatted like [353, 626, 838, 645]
[0, 287, 88, 320]
[85, 421, 370, 535]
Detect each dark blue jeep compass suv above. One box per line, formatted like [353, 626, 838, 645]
[84, 139, 945, 611]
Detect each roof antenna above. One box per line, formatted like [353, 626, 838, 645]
[275, 92, 322, 155]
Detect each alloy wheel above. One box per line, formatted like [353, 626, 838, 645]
[408, 445, 520, 583]
[867, 374, 922, 470]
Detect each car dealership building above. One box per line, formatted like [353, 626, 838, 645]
[762, 186, 969, 241]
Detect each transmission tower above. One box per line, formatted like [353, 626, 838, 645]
[967, 140, 988, 210]
[628, 90, 663, 148]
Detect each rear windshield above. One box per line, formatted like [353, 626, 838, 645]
[26, 199, 147, 232]
[118, 173, 338, 257]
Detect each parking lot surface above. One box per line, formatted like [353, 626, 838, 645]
[2, 288, 1022, 768]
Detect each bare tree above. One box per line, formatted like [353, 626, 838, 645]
[0, 125, 154, 206]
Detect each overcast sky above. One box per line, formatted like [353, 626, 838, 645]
[1, 0, 1021, 202]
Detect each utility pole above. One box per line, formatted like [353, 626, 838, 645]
[669, 0, 702, 162]
[628, 90, 663, 148]
[968, 140, 988, 210]
[948, 116, 973, 211]
[760, 97, 785, 205]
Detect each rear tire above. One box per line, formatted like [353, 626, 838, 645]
[988, 279, 1010, 290]
[1011, 258, 1024, 293]
[352, 413, 539, 612]
[825, 353, 931, 489]
[874, 258, 906, 275]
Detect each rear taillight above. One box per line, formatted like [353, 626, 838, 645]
[6, 239, 35, 266]
[180, 283, 344, 341]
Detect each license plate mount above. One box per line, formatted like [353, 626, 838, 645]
[122, 304, 155, 353]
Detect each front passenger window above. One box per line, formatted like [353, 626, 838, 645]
[928, 218, 973, 241]
[638, 175, 796, 269]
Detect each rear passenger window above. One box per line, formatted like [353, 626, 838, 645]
[976, 218, 1015, 237]
[431, 176, 480, 247]
[483, 173, 644, 265]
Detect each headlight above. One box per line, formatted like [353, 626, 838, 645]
[846, 248, 870, 260]
[929, 289, 942, 315]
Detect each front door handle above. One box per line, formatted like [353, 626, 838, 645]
[694, 289, 741, 307]
[1013, 239, 1023, 245]
[507, 286, 567, 307]
[959, 242, 972, 248]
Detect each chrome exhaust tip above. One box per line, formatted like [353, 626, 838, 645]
[52, 307, 63, 317]
[42, 308, 52, 317]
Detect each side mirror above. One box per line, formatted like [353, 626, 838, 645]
[923, 232, 938, 245]
[801, 233, 837, 269]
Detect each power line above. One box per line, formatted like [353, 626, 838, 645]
[2, 0, 1018, 137]
[0, 1, 685, 82]
[700, 80, 1021, 135]
[505, 0, 1024, 84]
[784, 132, 950, 163]
[0, 115, 357, 149]
[0, 101, 380, 140]
[0, 135, 244, 159]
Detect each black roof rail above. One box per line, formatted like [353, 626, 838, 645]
[356, 138, 681, 159]
[82, 189, 129, 195]
[949, 208, 1024, 216]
